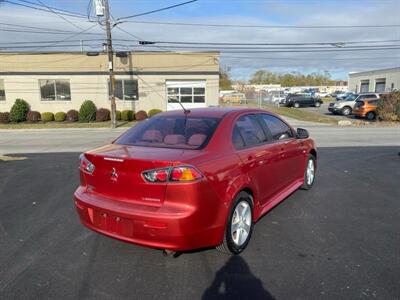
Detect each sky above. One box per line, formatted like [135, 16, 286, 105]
[1, 0, 400, 80]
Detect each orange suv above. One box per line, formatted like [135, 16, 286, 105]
[353, 98, 379, 120]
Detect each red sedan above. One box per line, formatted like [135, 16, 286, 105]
[74, 108, 317, 254]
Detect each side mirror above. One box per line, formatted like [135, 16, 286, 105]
[297, 128, 309, 139]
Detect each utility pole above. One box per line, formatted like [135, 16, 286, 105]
[103, 0, 116, 128]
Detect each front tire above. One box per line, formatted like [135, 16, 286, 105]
[341, 106, 352, 116]
[217, 192, 254, 255]
[294, 102, 300, 108]
[315, 101, 321, 108]
[301, 155, 316, 190]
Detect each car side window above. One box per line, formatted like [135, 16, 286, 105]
[233, 115, 266, 148]
[259, 114, 293, 141]
[232, 125, 245, 149]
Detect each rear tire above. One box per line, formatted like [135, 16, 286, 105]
[301, 155, 316, 190]
[294, 102, 300, 108]
[217, 192, 254, 255]
[315, 101, 321, 108]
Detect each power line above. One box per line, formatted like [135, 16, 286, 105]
[123, 20, 400, 29]
[2, 0, 90, 19]
[0, 28, 99, 35]
[0, 28, 102, 36]
[0, 39, 104, 45]
[110, 46, 400, 53]
[130, 39, 400, 46]
[35, 0, 84, 30]
[29, 23, 101, 52]
[117, 0, 199, 21]
[221, 55, 400, 61]
[125, 44, 400, 50]
[0, 22, 89, 33]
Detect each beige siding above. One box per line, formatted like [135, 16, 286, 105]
[0, 52, 220, 113]
[348, 68, 400, 93]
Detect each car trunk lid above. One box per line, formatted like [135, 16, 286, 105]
[83, 144, 186, 206]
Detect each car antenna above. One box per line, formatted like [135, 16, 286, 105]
[175, 99, 190, 115]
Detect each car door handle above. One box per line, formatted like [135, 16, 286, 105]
[279, 148, 285, 158]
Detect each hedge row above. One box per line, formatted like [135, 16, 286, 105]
[377, 92, 400, 121]
[0, 99, 164, 124]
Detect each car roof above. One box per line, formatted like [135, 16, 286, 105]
[156, 107, 271, 118]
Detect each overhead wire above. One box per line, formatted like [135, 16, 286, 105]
[117, 0, 199, 21]
[34, 0, 85, 30]
[123, 20, 400, 29]
[2, 0, 89, 19]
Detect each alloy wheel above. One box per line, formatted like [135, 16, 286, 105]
[231, 200, 252, 246]
[306, 159, 315, 185]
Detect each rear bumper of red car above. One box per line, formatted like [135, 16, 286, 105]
[74, 187, 224, 251]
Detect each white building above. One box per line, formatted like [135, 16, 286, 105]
[348, 67, 400, 93]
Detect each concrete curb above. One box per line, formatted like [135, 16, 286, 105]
[0, 127, 128, 133]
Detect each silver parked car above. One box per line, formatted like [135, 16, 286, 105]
[328, 93, 380, 116]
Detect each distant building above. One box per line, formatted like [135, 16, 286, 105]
[0, 51, 220, 113]
[232, 83, 282, 92]
[348, 67, 400, 93]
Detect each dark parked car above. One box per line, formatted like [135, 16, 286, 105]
[283, 93, 323, 108]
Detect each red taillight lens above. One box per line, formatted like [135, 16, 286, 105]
[142, 166, 203, 183]
[170, 166, 202, 182]
[79, 154, 95, 174]
[142, 168, 169, 183]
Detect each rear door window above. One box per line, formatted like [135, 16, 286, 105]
[233, 115, 267, 148]
[259, 114, 294, 141]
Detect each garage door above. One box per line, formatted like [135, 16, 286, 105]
[166, 80, 206, 111]
[360, 80, 369, 93]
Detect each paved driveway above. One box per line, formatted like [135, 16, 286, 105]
[1, 147, 400, 299]
[1, 122, 399, 155]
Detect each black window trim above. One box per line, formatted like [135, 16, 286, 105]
[109, 79, 139, 101]
[39, 79, 71, 101]
[257, 113, 296, 143]
[232, 113, 269, 150]
[0, 79, 5, 101]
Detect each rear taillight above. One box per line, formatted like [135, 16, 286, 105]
[142, 166, 203, 183]
[79, 154, 95, 174]
[142, 168, 170, 183]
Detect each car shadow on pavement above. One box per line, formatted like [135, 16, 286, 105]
[202, 256, 275, 300]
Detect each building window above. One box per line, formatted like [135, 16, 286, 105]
[375, 78, 386, 93]
[0, 80, 5, 101]
[360, 80, 369, 93]
[167, 85, 206, 103]
[110, 79, 138, 101]
[39, 79, 71, 101]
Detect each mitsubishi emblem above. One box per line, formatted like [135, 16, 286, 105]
[110, 167, 118, 181]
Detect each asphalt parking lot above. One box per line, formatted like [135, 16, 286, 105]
[1, 147, 399, 299]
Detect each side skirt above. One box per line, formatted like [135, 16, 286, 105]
[256, 179, 303, 221]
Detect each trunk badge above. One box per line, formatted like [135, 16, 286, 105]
[110, 167, 118, 182]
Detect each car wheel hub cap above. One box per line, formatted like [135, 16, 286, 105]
[231, 201, 252, 246]
[306, 159, 315, 185]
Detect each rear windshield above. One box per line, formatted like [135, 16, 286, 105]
[115, 115, 221, 149]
